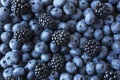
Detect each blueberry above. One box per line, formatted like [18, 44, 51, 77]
[0, 57, 8, 68]
[64, 54, 72, 62]
[93, 19, 103, 29]
[31, 50, 41, 59]
[103, 25, 112, 36]
[60, 72, 73, 80]
[29, 0, 43, 13]
[12, 23, 25, 33]
[0, 43, 10, 55]
[1, 32, 13, 44]
[114, 34, 120, 41]
[50, 7, 63, 19]
[67, 0, 78, 6]
[106, 51, 118, 62]
[58, 22, 69, 31]
[49, 71, 59, 79]
[63, 2, 75, 15]
[116, 14, 120, 22]
[79, 37, 88, 49]
[79, 0, 88, 9]
[95, 61, 108, 74]
[25, 59, 37, 71]
[67, 20, 76, 33]
[79, 66, 86, 74]
[86, 62, 95, 75]
[1, 0, 12, 7]
[111, 22, 120, 34]
[104, 15, 114, 25]
[98, 46, 108, 59]
[108, 0, 119, 4]
[4, 23, 13, 32]
[68, 34, 79, 48]
[53, 0, 66, 7]
[50, 42, 59, 53]
[21, 13, 34, 21]
[9, 39, 22, 50]
[22, 53, 32, 63]
[76, 19, 88, 33]
[21, 42, 34, 53]
[74, 74, 86, 80]
[94, 29, 104, 40]
[83, 8, 93, 16]
[90, 75, 100, 80]
[73, 56, 83, 68]
[70, 48, 82, 57]
[71, 9, 82, 21]
[26, 71, 35, 80]
[41, 0, 52, 5]
[91, 1, 100, 10]
[102, 36, 113, 46]
[112, 41, 120, 54]
[0, 7, 9, 22]
[3, 67, 14, 79]
[117, 1, 120, 12]
[40, 29, 53, 42]
[83, 27, 94, 39]
[41, 53, 51, 62]
[85, 13, 95, 25]
[81, 53, 92, 63]
[13, 67, 25, 76]
[29, 19, 38, 26]
[34, 41, 48, 54]
[60, 46, 70, 54]
[10, 13, 21, 24]
[111, 59, 120, 70]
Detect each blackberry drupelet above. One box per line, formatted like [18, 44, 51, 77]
[83, 39, 101, 57]
[13, 27, 34, 43]
[34, 63, 51, 79]
[94, 2, 110, 19]
[52, 30, 70, 46]
[103, 70, 118, 80]
[38, 13, 56, 29]
[50, 54, 65, 72]
[11, 0, 30, 15]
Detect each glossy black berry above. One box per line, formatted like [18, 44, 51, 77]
[13, 27, 34, 43]
[83, 40, 101, 57]
[11, 0, 30, 15]
[34, 63, 51, 79]
[94, 2, 110, 19]
[38, 13, 56, 29]
[52, 30, 70, 46]
[103, 70, 118, 80]
[50, 54, 65, 72]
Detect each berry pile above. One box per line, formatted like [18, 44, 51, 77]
[0, 0, 120, 80]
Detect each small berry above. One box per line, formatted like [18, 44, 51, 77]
[11, 0, 30, 15]
[52, 30, 70, 46]
[38, 13, 56, 29]
[13, 27, 34, 43]
[50, 54, 65, 72]
[83, 39, 101, 57]
[94, 2, 110, 19]
[34, 63, 51, 79]
[103, 70, 118, 80]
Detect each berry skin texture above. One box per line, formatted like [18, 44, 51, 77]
[13, 27, 34, 43]
[50, 54, 65, 72]
[11, 0, 30, 15]
[34, 63, 51, 79]
[38, 13, 56, 29]
[52, 30, 70, 46]
[60, 72, 73, 80]
[103, 70, 118, 80]
[94, 2, 110, 19]
[83, 39, 101, 57]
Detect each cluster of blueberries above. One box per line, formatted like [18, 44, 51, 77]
[0, 0, 120, 80]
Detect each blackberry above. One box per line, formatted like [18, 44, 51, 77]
[83, 40, 101, 57]
[94, 2, 110, 19]
[38, 13, 56, 29]
[34, 63, 51, 79]
[11, 0, 30, 15]
[50, 54, 65, 72]
[13, 27, 34, 43]
[6, 77, 17, 80]
[52, 30, 70, 46]
[103, 70, 118, 80]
